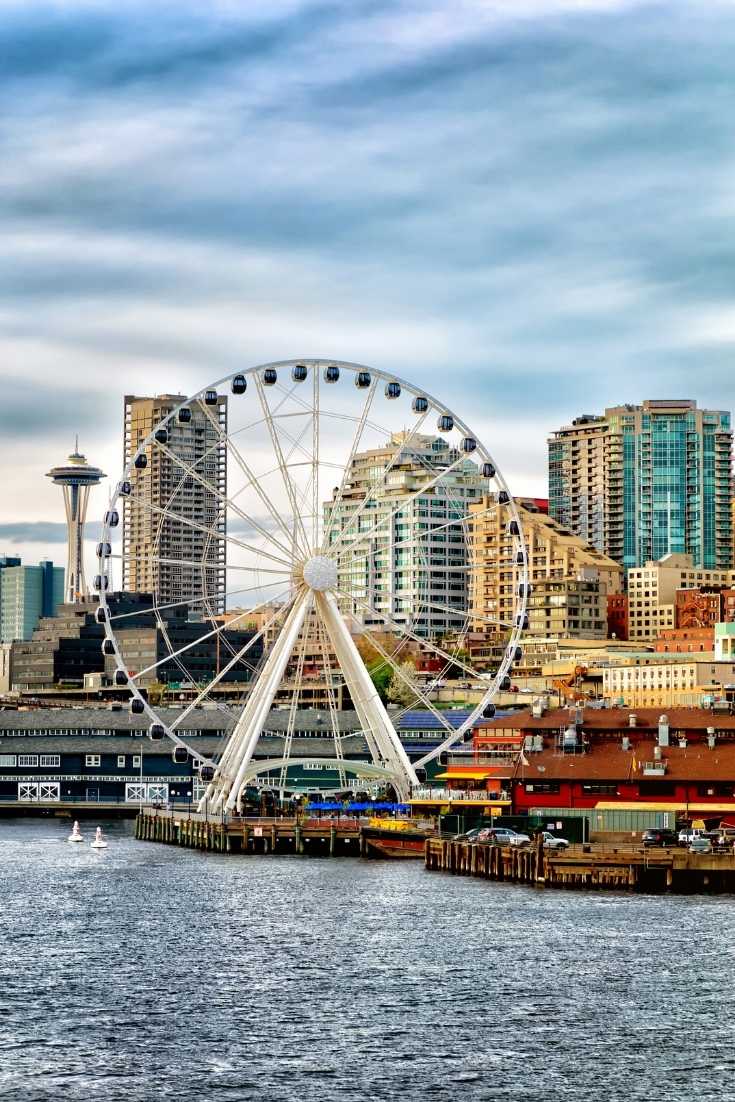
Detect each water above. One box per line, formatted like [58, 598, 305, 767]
[2, 819, 735, 1101]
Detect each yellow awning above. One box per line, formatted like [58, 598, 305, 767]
[434, 770, 499, 780]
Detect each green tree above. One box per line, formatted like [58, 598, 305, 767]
[387, 660, 417, 707]
[368, 661, 392, 704]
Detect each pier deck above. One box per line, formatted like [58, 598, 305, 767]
[425, 837, 735, 893]
[136, 808, 365, 856]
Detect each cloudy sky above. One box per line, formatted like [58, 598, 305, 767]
[2, 0, 734, 569]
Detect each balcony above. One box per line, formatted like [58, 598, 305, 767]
[411, 787, 511, 803]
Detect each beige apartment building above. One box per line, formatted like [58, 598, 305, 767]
[627, 553, 735, 642]
[468, 497, 623, 640]
[603, 656, 735, 708]
[123, 394, 228, 614]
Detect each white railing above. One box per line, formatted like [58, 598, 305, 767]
[412, 786, 510, 801]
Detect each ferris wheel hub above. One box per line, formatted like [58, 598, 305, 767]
[301, 554, 338, 592]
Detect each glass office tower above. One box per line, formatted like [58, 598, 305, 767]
[548, 400, 732, 570]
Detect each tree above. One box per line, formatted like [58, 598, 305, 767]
[367, 661, 392, 704]
[387, 660, 417, 707]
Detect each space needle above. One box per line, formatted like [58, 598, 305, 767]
[46, 440, 105, 605]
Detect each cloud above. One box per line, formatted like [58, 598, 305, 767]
[0, 521, 101, 544]
[0, 376, 116, 442]
[1, 0, 735, 570]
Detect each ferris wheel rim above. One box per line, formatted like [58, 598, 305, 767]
[97, 357, 529, 787]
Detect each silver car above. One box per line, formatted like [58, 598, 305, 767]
[541, 831, 570, 850]
[486, 827, 531, 847]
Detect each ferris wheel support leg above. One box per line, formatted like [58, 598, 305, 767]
[204, 591, 310, 813]
[314, 590, 418, 802]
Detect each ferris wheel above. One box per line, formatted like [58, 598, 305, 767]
[96, 359, 528, 810]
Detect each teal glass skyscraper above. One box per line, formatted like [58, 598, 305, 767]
[0, 559, 64, 642]
[548, 400, 732, 570]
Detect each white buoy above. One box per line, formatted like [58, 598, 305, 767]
[68, 820, 84, 843]
[90, 826, 108, 850]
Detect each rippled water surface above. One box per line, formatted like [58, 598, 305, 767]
[2, 818, 735, 1101]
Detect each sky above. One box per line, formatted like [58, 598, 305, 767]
[2, 0, 735, 570]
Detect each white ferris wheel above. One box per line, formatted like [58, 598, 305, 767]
[96, 360, 528, 810]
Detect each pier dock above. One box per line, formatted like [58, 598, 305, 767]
[135, 808, 365, 856]
[425, 836, 735, 893]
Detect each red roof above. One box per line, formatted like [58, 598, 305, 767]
[513, 738, 735, 783]
[480, 707, 735, 735]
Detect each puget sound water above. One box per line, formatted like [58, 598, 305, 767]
[2, 818, 735, 1102]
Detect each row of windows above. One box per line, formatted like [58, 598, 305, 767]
[0, 754, 142, 769]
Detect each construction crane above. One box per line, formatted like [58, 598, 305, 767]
[551, 665, 593, 704]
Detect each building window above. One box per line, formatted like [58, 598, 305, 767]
[117, 755, 126, 768]
[39, 755, 60, 768]
[86, 755, 101, 768]
[18, 755, 39, 767]
[132, 756, 141, 768]
[0, 754, 17, 768]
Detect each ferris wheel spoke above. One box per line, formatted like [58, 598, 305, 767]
[198, 398, 302, 557]
[278, 615, 312, 792]
[327, 407, 430, 552]
[321, 376, 378, 553]
[312, 363, 320, 554]
[333, 453, 468, 567]
[314, 612, 347, 787]
[152, 438, 295, 563]
[254, 375, 311, 558]
[107, 576, 289, 625]
[217, 590, 313, 812]
[334, 586, 483, 682]
[110, 552, 291, 579]
[436, 601, 513, 632]
[129, 584, 294, 684]
[313, 589, 416, 793]
[170, 595, 299, 731]
[336, 503, 486, 564]
[352, 622, 456, 737]
[123, 490, 293, 570]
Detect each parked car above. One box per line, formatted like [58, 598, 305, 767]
[487, 827, 531, 847]
[716, 827, 735, 848]
[642, 828, 679, 848]
[541, 831, 570, 850]
[452, 827, 485, 842]
[453, 826, 531, 846]
[678, 827, 704, 846]
[689, 836, 713, 854]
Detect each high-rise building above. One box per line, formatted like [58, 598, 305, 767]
[548, 400, 733, 569]
[46, 443, 105, 603]
[0, 559, 64, 642]
[123, 394, 228, 614]
[324, 432, 484, 637]
[467, 496, 623, 638]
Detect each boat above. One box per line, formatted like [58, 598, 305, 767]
[362, 817, 434, 859]
[68, 820, 84, 843]
[90, 827, 108, 850]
